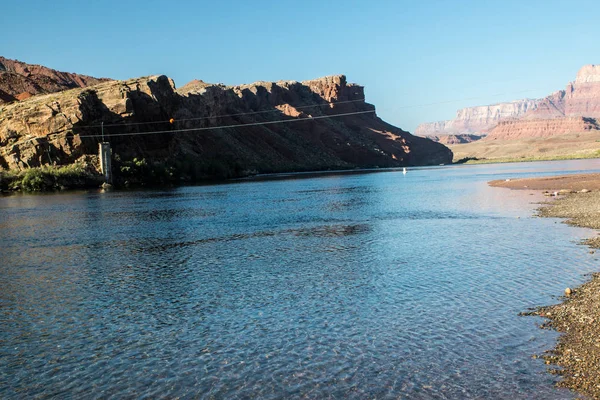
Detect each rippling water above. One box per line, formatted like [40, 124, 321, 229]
[2, 159, 600, 399]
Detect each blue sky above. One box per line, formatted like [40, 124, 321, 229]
[2, 0, 600, 132]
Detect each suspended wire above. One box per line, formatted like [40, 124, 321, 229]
[76, 98, 369, 129]
[0, 109, 376, 156]
[2, 88, 599, 157]
[78, 110, 376, 138]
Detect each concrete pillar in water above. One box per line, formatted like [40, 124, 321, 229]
[98, 142, 112, 183]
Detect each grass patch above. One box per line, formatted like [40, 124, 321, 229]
[0, 164, 103, 192]
[457, 153, 600, 165]
[449, 131, 600, 164]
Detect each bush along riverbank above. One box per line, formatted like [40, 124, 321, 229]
[0, 154, 264, 193]
[0, 164, 104, 192]
[2, 152, 397, 193]
[495, 175, 600, 398]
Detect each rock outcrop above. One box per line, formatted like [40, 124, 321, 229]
[0, 56, 110, 104]
[415, 99, 540, 136]
[0, 73, 452, 178]
[426, 134, 484, 145]
[486, 117, 599, 140]
[575, 65, 600, 84]
[418, 64, 600, 142]
[485, 65, 600, 140]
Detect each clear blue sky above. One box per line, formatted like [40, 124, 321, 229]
[2, 0, 600, 132]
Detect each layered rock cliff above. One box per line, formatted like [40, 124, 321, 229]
[486, 117, 599, 140]
[486, 65, 600, 140]
[427, 134, 484, 145]
[0, 56, 110, 105]
[419, 64, 600, 143]
[415, 99, 539, 136]
[0, 73, 452, 180]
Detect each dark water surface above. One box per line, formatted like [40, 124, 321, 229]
[2, 159, 600, 399]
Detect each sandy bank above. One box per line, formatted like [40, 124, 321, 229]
[491, 174, 600, 398]
[489, 173, 600, 191]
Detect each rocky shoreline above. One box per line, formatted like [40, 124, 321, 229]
[491, 174, 600, 398]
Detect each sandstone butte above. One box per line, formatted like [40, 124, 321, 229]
[416, 64, 600, 142]
[0, 57, 453, 181]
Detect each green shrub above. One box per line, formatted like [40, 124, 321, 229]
[4, 164, 103, 192]
[21, 168, 49, 191]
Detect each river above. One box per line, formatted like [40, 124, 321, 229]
[1, 159, 600, 399]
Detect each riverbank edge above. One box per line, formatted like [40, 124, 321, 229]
[457, 154, 600, 165]
[490, 175, 600, 398]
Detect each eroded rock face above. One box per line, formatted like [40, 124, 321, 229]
[0, 56, 110, 104]
[575, 65, 600, 84]
[426, 134, 484, 145]
[486, 117, 599, 140]
[418, 64, 600, 141]
[415, 99, 540, 136]
[484, 66, 600, 140]
[0, 74, 452, 174]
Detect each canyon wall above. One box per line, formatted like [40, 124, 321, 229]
[419, 64, 600, 142]
[0, 73, 452, 179]
[486, 117, 599, 140]
[426, 134, 484, 145]
[415, 99, 539, 136]
[486, 65, 600, 140]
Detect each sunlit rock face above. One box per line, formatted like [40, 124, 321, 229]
[415, 99, 540, 136]
[0, 71, 452, 173]
[417, 65, 600, 141]
[0, 56, 110, 105]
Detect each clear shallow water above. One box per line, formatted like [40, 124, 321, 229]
[1, 159, 600, 399]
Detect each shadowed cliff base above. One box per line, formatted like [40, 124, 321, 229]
[0, 72, 452, 188]
[491, 174, 600, 398]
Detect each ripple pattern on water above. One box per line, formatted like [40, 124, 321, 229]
[2, 159, 600, 399]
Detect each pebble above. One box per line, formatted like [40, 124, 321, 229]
[565, 288, 573, 296]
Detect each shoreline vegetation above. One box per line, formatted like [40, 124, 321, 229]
[0, 164, 104, 192]
[490, 174, 600, 398]
[455, 153, 600, 165]
[3, 154, 600, 194]
[0, 160, 417, 194]
[449, 130, 600, 164]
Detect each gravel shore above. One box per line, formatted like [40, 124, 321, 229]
[491, 174, 600, 398]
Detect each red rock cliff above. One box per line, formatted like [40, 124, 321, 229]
[419, 64, 600, 141]
[0, 56, 110, 104]
[0, 73, 452, 177]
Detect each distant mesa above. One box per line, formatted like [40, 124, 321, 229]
[426, 134, 484, 145]
[417, 64, 600, 142]
[415, 99, 539, 138]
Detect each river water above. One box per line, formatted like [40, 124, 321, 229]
[1, 159, 600, 399]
